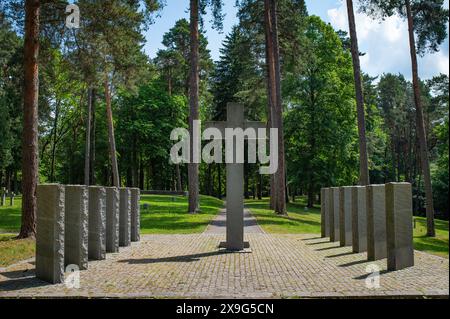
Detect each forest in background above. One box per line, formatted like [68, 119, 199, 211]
[0, 0, 448, 225]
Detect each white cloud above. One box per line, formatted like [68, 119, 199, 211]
[326, 0, 449, 80]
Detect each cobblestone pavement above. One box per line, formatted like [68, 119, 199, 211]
[204, 209, 265, 234]
[0, 234, 448, 298]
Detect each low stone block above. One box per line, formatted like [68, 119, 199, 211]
[386, 182, 414, 271]
[339, 187, 353, 247]
[105, 187, 120, 253]
[366, 184, 387, 261]
[330, 187, 340, 242]
[64, 185, 88, 270]
[36, 184, 65, 284]
[119, 188, 131, 247]
[88, 186, 106, 260]
[352, 186, 367, 253]
[130, 188, 140, 242]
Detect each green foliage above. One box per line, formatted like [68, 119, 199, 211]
[115, 80, 187, 188]
[0, 17, 22, 174]
[284, 16, 359, 198]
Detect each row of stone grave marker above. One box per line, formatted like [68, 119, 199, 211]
[320, 182, 414, 271]
[35, 184, 141, 284]
[0, 187, 15, 206]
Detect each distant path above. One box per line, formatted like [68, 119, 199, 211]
[204, 207, 265, 234]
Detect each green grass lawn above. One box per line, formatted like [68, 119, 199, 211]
[245, 197, 449, 258]
[0, 194, 223, 267]
[139, 194, 223, 234]
[0, 234, 35, 267]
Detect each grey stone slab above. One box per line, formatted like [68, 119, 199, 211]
[36, 184, 65, 284]
[339, 187, 353, 247]
[321, 188, 330, 238]
[105, 187, 120, 253]
[386, 182, 414, 271]
[88, 186, 106, 260]
[352, 186, 367, 253]
[119, 188, 131, 247]
[64, 185, 88, 270]
[330, 187, 340, 242]
[130, 188, 140, 242]
[366, 184, 387, 261]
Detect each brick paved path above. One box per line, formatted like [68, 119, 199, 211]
[0, 234, 448, 298]
[204, 209, 264, 234]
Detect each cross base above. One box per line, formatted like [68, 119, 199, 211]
[218, 241, 252, 253]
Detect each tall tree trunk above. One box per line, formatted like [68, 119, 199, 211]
[258, 172, 263, 200]
[49, 100, 60, 182]
[104, 76, 120, 187]
[264, 0, 287, 215]
[188, 0, 200, 214]
[346, 0, 370, 186]
[217, 164, 222, 200]
[90, 89, 96, 185]
[84, 88, 92, 185]
[405, 0, 435, 237]
[19, 0, 40, 239]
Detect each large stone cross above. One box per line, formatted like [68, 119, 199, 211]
[205, 103, 266, 251]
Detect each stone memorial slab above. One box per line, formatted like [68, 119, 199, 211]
[330, 187, 340, 242]
[352, 186, 367, 253]
[119, 188, 131, 247]
[64, 185, 88, 270]
[366, 184, 387, 261]
[386, 182, 414, 271]
[130, 188, 140, 242]
[321, 188, 330, 238]
[105, 187, 120, 253]
[88, 186, 106, 260]
[339, 187, 353, 246]
[36, 184, 65, 284]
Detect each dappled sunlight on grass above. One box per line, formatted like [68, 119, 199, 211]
[0, 196, 22, 233]
[413, 217, 448, 258]
[245, 198, 321, 234]
[139, 195, 223, 234]
[0, 234, 35, 267]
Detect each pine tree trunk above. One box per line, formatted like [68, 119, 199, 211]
[84, 88, 92, 185]
[90, 89, 96, 185]
[405, 0, 435, 237]
[188, 0, 200, 214]
[19, 0, 40, 239]
[49, 101, 60, 182]
[217, 164, 222, 200]
[264, 0, 287, 215]
[346, 0, 370, 186]
[104, 77, 120, 187]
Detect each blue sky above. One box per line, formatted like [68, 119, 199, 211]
[144, 0, 449, 80]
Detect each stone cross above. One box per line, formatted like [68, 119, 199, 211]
[205, 103, 266, 251]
